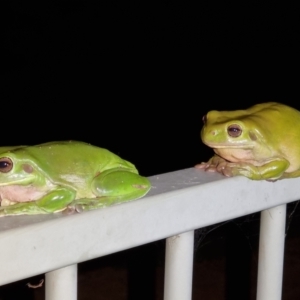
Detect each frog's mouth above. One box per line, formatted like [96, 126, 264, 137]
[204, 142, 254, 149]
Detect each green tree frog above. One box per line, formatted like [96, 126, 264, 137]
[196, 102, 300, 180]
[0, 141, 151, 216]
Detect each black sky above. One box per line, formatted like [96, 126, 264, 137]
[3, 1, 299, 176]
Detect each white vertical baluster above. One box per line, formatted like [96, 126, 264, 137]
[45, 264, 77, 300]
[164, 230, 194, 300]
[256, 204, 286, 300]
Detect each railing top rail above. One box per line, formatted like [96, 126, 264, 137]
[0, 168, 300, 285]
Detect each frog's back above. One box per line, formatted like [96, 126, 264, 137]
[250, 103, 300, 170]
[250, 102, 300, 117]
[8, 141, 137, 185]
[249, 103, 300, 132]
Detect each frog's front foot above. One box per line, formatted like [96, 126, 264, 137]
[196, 160, 254, 178]
[219, 164, 236, 177]
[195, 162, 218, 172]
[195, 156, 230, 174]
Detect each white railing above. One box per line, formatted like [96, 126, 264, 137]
[0, 168, 299, 299]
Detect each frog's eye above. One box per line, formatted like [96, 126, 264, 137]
[202, 115, 207, 124]
[227, 124, 242, 137]
[0, 157, 13, 173]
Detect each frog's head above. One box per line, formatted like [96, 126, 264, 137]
[0, 153, 39, 186]
[201, 109, 266, 150]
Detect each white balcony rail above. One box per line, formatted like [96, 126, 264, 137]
[0, 168, 299, 299]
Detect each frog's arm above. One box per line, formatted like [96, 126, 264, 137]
[70, 168, 151, 211]
[196, 155, 290, 180]
[0, 188, 76, 216]
[280, 170, 300, 179]
[218, 158, 289, 180]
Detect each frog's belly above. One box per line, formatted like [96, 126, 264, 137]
[215, 148, 265, 165]
[214, 147, 293, 169]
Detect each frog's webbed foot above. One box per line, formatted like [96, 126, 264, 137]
[196, 157, 253, 178]
[195, 155, 229, 173]
[195, 162, 217, 172]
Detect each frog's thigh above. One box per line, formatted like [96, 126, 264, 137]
[91, 168, 150, 200]
[72, 169, 150, 211]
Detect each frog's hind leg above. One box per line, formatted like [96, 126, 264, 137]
[71, 168, 151, 211]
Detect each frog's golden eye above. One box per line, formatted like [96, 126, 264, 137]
[0, 157, 13, 173]
[202, 115, 207, 124]
[227, 124, 242, 137]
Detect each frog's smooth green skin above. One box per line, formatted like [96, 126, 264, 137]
[0, 141, 151, 216]
[195, 102, 300, 180]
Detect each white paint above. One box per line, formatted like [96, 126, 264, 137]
[257, 205, 287, 300]
[164, 231, 194, 300]
[45, 264, 77, 300]
[0, 168, 298, 299]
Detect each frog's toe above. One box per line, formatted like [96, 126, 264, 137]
[195, 163, 209, 169]
[66, 202, 82, 213]
[206, 166, 218, 172]
[62, 206, 78, 215]
[221, 166, 235, 177]
[216, 161, 227, 172]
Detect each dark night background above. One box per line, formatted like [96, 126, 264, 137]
[2, 1, 300, 299]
